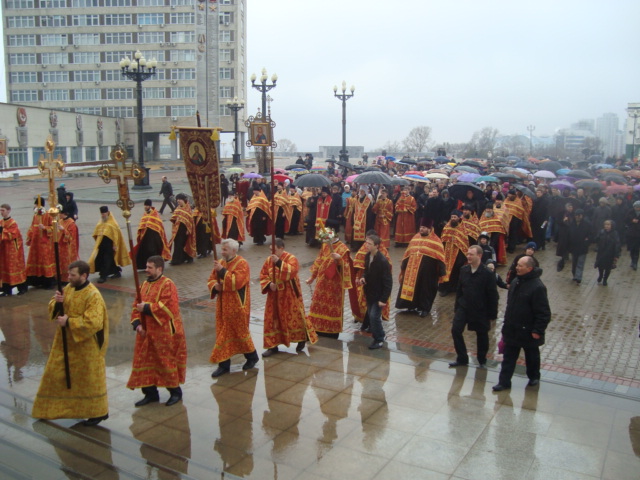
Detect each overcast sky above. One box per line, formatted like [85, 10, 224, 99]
[246, 0, 640, 152]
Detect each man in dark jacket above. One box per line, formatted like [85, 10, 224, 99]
[625, 200, 640, 270]
[159, 176, 175, 214]
[359, 234, 392, 350]
[449, 245, 499, 368]
[568, 209, 591, 284]
[493, 256, 551, 391]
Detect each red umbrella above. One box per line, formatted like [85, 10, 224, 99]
[274, 167, 287, 174]
[273, 174, 293, 184]
[404, 170, 424, 176]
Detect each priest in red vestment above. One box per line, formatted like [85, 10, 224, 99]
[0, 203, 27, 296]
[169, 194, 196, 265]
[26, 199, 56, 288]
[135, 199, 171, 269]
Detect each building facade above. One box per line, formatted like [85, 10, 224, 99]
[2, 0, 246, 165]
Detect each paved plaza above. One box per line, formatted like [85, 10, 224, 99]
[0, 164, 639, 479]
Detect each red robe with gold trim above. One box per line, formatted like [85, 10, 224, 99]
[260, 252, 318, 348]
[127, 275, 187, 389]
[222, 197, 246, 242]
[26, 210, 56, 281]
[440, 223, 469, 282]
[0, 216, 27, 287]
[343, 195, 356, 243]
[57, 217, 79, 283]
[352, 195, 373, 242]
[208, 255, 256, 363]
[315, 195, 332, 229]
[373, 198, 394, 248]
[504, 197, 533, 239]
[135, 208, 171, 268]
[352, 244, 392, 321]
[170, 204, 197, 259]
[397, 231, 446, 304]
[479, 213, 507, 265]
[307, 240, 352, 334]
[394, 194, 417, 243]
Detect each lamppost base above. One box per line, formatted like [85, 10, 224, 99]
[132, 167, 153, 190]
[232, 153, 241, 165]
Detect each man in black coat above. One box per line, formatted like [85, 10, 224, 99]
[159, 176, 175, 214]
[359, 233, 392, 350]
[625, 200, 640, 270]
[493, 256, 551, 391]
[449, 245, 499, 368]
[567, 209, 591, 284]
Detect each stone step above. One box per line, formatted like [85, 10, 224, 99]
[0, 387, 228, 479]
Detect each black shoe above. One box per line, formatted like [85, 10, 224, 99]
[134, 395, 159, 407]
[597, 274, 602, 283]
[165, 394, 182, 406]
[296, 341, 306, 352]
[418, 310, 428, 317]
[97, 277, 107, 284]
[406, 308, 417, 313]
[242, 359, 258, 370]
[438, 290, 449, 297]
[261, 347, 278, 358]
[184, 258, 193, 264]
[0, 292, 11, 297]
[368, 341, 384, 350]
[603, 279, 608, 286]
[17, 289, 27, 295]
[82, 414, 108, 426]
[110, 272, 121, 279]
[478, 363, 487, 369]
[448, 361, 468, 368]
[492, 384, 510, 392]
[527, 379, 540, 387]
[632, 263, 638, 271]
[211, 366, 230, 378]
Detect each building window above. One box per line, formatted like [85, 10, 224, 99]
[41, 34, 68, 46]
[170, 31, 195, 43]
[169, 12, 194, 24]
[71, 15, 98, 26]
[106, 88, 134, 100]
[9, 35, 36, 47]
[219, 30, 234, 43]
[72, 0, 99, 6]
[8, 148, 29, 168]
[70, 146, 83, 163]
[138, 13, 163, 25]
[138, 32, 164, 44]
[10, 90, 38, 102]
[10, 72, 38, 84]
[33, 146, 65, 163]
[170, 68, 195, 80]
[220, 0, 233, 4]
[143, 87, 166, 99]
[154, 69, 166, 80]
[139, 0, 164, 5]
[106, 106, 134, 117]
[143, 106, 165, 117]
[72, 33, 100, 45]
[104, 33, 133, 44]
[7, 0, 35, 8]
[103, 51, 123, 63]
[74, 88, 101, 100]
[170, 86, 195, 98]
[171, 105, 195, 117]
[170, 0, 194, 5]
[105, 0, 130, 5]
[219, 104, 230, 116]
[219, 86, 233, 98]
[219, 68, 233, 80]
[104, 70, 120, 81]
[76, 107, 101, 115]
[43, 71, 69, 83]
[85, 146, 97, 161]
[105, 14, 132, 25]
[219, 12, 232, 25]
[41, 0, 67, 6]
[40, 15, 67, 27]
[141, 50, 165, 61]
[42, 52, 69, 65]
[74, 70, 100, 82]
[9, 53, 36, 65]
[73, 52, 100, 64]
[43, 89, 69, 101]
[7, 16, 35, 28]
[170, 49, 195, 62]
[219, 49, 233, 62]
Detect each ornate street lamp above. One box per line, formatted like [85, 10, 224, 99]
[627, 108, 640, 162]
[226, 97, 245, 165]
[250, 68, 277, 173]
[333, 81, 355, 163]
[120, 50, 157, 188]
[527, 124, 535, 157]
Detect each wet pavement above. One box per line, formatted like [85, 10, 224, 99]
[0, 164, 639, 479]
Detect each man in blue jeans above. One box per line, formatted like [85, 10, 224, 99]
[359, 234, 392, 349]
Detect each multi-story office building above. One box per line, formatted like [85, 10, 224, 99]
[595, 113, 621, 158]
[2, 0, 246, 166]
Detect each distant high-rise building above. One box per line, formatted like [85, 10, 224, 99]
[596, 113, 620, 157]
[2, 0, 246, 161]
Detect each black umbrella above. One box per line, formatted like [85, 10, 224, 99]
[353, 165, 365, 171]
[400, 158, 417, 165]
[602, 174, 627, 185]
[336, 161, 354, 169]
[575, 179, 603, 190]
[391, 177, 410, 186]
[588, 154, 604, 163]
[325, 159, 337, 163]
[462, 160, 483, 168]
[285, 164, 304, 170]
[448, 182, 484, 202]
[364, 165, 382, 171]
[559, 160, 572, 167]
[453, 165, 480, 174]
[538, 161, 562, 173]
[567, 169, 592, 180]
[505, 155, 522, 163]
[294, 173, 331, 188]
[515, 162, 537, 170]
[417, 158, 432, 164]
[354, 171, 394, 185]
[493, 172, 519, 181]
[515, 184, 535, 199]
[434, 156, 449, 164]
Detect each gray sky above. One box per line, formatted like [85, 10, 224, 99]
[246, 0, 640, 152]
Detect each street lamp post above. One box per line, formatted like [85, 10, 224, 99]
[120, 50, 157, 188]
[333, 81, 355, 163]
[250, 68, 277, 173]
[627, 108, 640, 162]
[226, 97, 245, 165]
[527, 124, 535, 157]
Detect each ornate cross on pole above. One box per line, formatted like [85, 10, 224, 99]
[97, 146, 146, 325]
[37, 136, 70, 389]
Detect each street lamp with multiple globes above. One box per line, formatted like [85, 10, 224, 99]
[250, 68, 277, 173]
[333, 81, 355, 163]
[226, 97, 245, 165]
[120, 50, 157, 188]
[627, 107, 640, 161]
[527, 124, 535, 157]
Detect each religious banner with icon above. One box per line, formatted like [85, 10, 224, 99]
[178, 127, 221, 225]
[248, 121, 272, 147]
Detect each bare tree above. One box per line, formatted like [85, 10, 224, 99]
[474, 127, 500, 157]
[402, 126, 432, 153]
[375, 140, 402, 155]
[276, 138, 297, 154]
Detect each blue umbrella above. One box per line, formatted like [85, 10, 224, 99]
[474, 175, 499, 183]
[434, 156, 449, 164]
[556, 168, 571, 175]
[385, 156, 396, 161]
